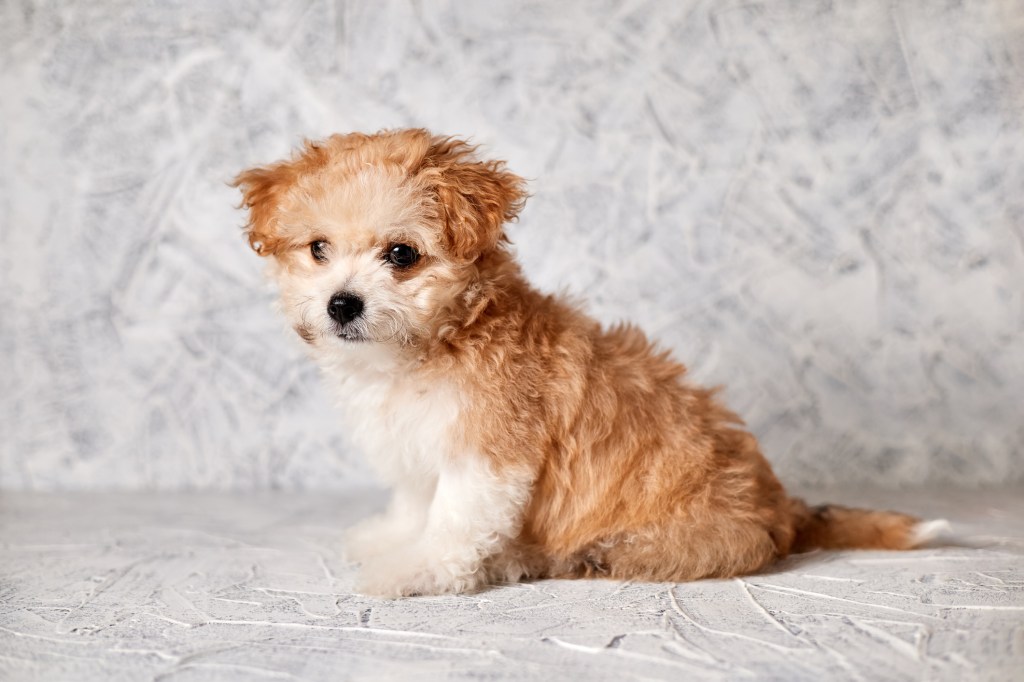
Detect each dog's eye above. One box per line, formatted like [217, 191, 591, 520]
[310, 240, 329, 263]
[386, 244, 419, 268]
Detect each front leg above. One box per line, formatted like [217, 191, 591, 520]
[357, 455, 531, 597]
[343, 476, 437, 562]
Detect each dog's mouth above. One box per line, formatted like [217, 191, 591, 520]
[337, 329, 368, 343]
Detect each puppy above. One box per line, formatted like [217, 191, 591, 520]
[234, 129, 942, 597]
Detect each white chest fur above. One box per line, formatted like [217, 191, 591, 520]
[319, 347, 462, 482]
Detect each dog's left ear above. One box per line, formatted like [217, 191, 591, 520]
[422, 138, 528, 262]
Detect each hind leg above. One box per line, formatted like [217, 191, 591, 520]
[552, 519, 781, 582]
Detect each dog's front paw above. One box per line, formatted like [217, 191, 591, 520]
[356, 548, 485, 598]
[343, 514, 418, 563]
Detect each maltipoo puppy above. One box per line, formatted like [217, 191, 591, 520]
[234, 129, 940, 597]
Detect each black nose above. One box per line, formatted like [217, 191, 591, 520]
[327, 293, 364, 325]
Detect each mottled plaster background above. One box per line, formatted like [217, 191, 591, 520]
[1, 0, 1022, 490]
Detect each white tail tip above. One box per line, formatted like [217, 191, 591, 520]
[909, 519, 953, 548]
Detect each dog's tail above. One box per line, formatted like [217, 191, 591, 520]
[788, 498, 949, 553]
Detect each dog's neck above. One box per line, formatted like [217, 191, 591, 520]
[430, 250, 540, 348]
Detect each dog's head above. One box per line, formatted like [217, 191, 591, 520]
[233, 129, 527, 349]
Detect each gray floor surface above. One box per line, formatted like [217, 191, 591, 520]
[1, 488, 1022, 681]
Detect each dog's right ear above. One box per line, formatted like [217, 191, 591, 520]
[231, 164, 291, 257]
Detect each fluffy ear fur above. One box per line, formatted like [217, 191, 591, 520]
[420, 137, 528, 262]
[231, 140, 335, 256]
[231, 164, 294, 256]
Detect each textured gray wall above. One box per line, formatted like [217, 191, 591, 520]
[2, 0, 1022, 490]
